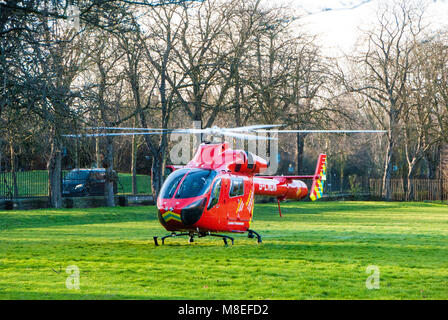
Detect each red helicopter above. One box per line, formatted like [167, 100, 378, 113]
[153, 141, 327, 246]
[64, 125, 384, 245]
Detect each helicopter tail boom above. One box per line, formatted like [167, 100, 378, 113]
[253, 176, 308, 200]
[255, 153, 327, 201]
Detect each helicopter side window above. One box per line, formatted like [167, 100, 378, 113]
[207, 179, 221, 210]
[229, 178, 244, 197]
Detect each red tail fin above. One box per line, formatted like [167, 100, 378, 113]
[309, 154, 327, 201]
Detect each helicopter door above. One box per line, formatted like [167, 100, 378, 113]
[228, 177, 245, 220]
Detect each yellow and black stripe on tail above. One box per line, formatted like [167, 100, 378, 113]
[309, 154, 327, 201]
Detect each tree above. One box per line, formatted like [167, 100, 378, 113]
[43, 31, 87, 208]
[287, 41, 329, 174]
[0, 0, 89, 207]
[167, 0, 239, 128]
[135, 4, 184, 198]
[87, 30, 126, 206]
[342, 1, 425, 199]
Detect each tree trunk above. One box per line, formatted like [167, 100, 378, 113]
[340, 164, 344, 193]
[338, 153, 347, 193]
[151, 152, 165, 200]
[74, 137, 79, 169]
[48, 138, 62, 208]
[193, 120, 202, 150]
[296, 133, 305, 175]
[234, 67, 242, 127]
[405, 160, 416, 201]
[104, 137, 115, 207]
[9, 141, 18, 198]
[95, 137, 101, 168]
[424, 146, 439, 179]
[131, 131, 138, 195]
[382, 116, 397, 201]
[0, 142, 2, 172]
[382, 139, 393, 200]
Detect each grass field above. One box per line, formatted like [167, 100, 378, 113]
[0, 201, 447, 299]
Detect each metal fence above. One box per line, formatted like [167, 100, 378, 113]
[2, 170, 447, 202]
[325, 174, 370, 195]
[0, 170, 152, 199]
[116, 174, 152, 195]
[0, 170, 48, 198]
[369, 179, 448, 201]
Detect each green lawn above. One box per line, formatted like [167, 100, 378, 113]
[115, 172, 151, 195]
[0, 201, 447, 299]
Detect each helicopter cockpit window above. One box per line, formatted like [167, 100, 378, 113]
[207, 178, 221, 210]
[229, 178, 244, 197]
[175, 169, 217, 199]
[159, 168, 189, 199]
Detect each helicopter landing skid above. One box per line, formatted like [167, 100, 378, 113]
[153, 232, 190, 246]
[247, 229, 262, 244]
[153, 232, 234, 246]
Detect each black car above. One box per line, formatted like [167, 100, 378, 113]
[62, 169, 117, 197]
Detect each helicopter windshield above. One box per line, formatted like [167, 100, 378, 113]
[175, 169, 217, 199]
[159, 168, 217, 199]
[159, 168, 189, 199]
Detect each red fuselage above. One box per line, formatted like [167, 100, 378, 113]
[156, 143, 309, 234]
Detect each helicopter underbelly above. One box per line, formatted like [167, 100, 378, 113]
[158, 212, 250, 234]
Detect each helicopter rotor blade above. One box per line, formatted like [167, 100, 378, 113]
[220, 131, 275, 140]
[169, 125, 284, 135]
[63, 126, 386, 139]
[85, 127, 173, 131]
[176, 128, 276, 140]
[62, 132, 170, 138]
[255, 130, 387, 134]
[227, 124, 284, 132]
[78, 125, 286, 137]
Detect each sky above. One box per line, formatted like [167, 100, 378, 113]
[262, 0, 448, 57]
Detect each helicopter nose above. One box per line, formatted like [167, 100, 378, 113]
[180, 198, 207, 226]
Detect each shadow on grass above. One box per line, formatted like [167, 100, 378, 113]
[150, 242, 448, 268]
[70, 231, 447, 265]
[251, 201, 438, 223]
[0, 207, 158, 231]
[256, 201, 401, 215]
[0, 290, 189, 300]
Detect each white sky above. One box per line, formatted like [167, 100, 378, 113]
[262, 0, 448, 57]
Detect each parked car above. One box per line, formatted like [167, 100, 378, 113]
[62, 168, 117, 197]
